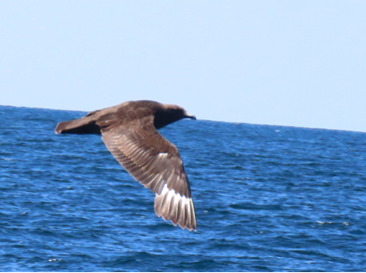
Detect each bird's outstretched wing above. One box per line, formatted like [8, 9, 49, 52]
[100, 117, 196, 231]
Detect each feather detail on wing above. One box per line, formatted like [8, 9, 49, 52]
[100, 118, 196, 231]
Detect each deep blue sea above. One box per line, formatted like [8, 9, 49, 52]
[1, 105, 366, 271]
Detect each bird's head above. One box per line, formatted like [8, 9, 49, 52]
[154, 104, 196, 129]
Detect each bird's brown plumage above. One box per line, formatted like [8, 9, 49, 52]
[55, 100, 197, 231]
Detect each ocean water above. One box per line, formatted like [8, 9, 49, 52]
[1, 105, 366, 271]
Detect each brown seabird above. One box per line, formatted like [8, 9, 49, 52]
[55, 100, 197, 231]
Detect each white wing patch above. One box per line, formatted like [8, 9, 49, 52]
[154, 183, 196, 231]
[158, 152, 168, 158]
[159, 184, 190, 206]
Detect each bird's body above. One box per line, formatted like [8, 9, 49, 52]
[55, 100, 197, 231]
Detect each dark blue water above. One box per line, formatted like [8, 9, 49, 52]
[1, 105, 366, 271]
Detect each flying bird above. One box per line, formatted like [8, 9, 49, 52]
[55, 100, 197, 231]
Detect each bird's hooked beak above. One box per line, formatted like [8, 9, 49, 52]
[185, 113, 196, 120]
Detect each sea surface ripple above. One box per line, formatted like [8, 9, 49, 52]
[1, 105, 366, 271]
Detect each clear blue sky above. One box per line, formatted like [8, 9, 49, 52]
[1, 1, 365, 132]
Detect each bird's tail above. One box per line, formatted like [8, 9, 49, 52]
[55, 116, 101, 134]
